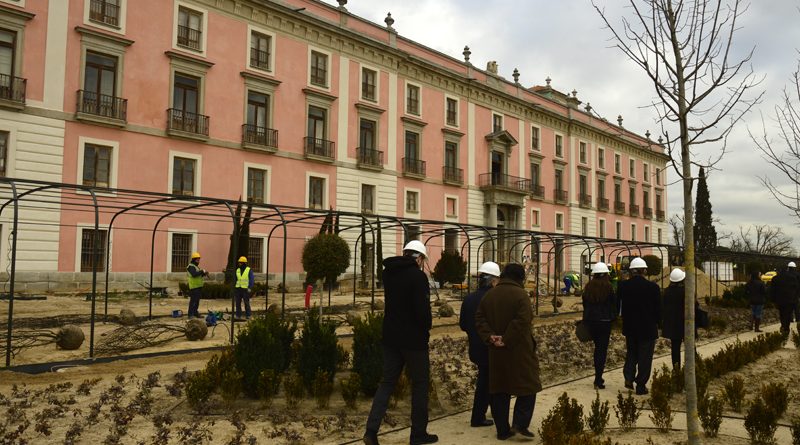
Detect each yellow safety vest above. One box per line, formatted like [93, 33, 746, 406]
[187, 263, 204, 289]
[236, 267, 251, 289]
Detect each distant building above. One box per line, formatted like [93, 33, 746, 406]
[0, 0, 667, 288]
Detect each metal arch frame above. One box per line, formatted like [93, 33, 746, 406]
[0, 181, 101, 361]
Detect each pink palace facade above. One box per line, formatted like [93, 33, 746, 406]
[0, 0, 668, 289]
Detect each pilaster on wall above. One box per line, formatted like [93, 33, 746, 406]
[43, 0, 68, 111]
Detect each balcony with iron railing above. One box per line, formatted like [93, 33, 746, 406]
[597, 197, 609, 211]
[249, 47, 270, 71]
[554, 189, 568, 203]
[76, 90, 127, 125]
[356, 147, 383, 170]
[644, 207, 653, 219]
[177, 25, 202, 51]
[304, 137, 335, 162]
[614, 201, 626, 214]
[656, 210, 665, 221]
[242, 124, 278, 151]
[167, 108, 209, 139]
[579, 193, 592, 208]
[478, 173, 531, 194]
[442, 166, 463, 185]
[530, 184, 545, 199]
[402, 157, 426, 178]
[0, 74, 26, 109]
[629, 204, 640, 216]
[89, 0, 120, 27]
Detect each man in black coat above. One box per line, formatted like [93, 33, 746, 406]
[459, 261, 500, 428]
[770, 261, 800, 334]
[619, 257, 661, 395]
[364, 240, 438, 445]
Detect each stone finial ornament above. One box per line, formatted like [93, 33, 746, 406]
[337, 0, 347, 9]
[658, 136, 664, 144]
[512, 68, 520, 84]
[463, 46, 471, 63]
[486, 61, 498, 74]
[571, 89, 578, 98]
[545, 76, 551, 86]
[384, 12, 394, 29]
[617, 115, 623, 126]
[645, 130, 651, 140]
[585, 103, 592, 113]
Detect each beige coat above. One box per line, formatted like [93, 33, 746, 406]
[475, 278, 542, 395]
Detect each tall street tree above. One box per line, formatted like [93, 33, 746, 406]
[693, 167, 717, 264]
[593, 1, 762, 443]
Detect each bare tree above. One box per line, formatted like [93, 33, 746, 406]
[752, 62, 800, 220]
[728, 224, 797, 256]
[668, 213, 685, 247]
[592, 1, 762, 443]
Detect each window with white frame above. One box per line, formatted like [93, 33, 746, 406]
[177, 6, 203, 51]
[598, 148, 605, 169]
[599, 220, 606, 238]
[657, 228, 662, 244]
[89, 0, 122, 28]
[82, 143, 112, 187]
[644, 163, 650, 182]
[0, 131, 7, 177]
[248, 237, 264, 272]
[80, 228, 108, 272]
[444, 229, 458, 253]
[581, 217, 588, 236]
[445, 97, 458, 126]
[616, 221, 622, 239]
[631, 224, 637, 241]
[310, 50, 328, 87]
[555, 213, 564, 230]
[492, 113, 503, 132]
[361, 67, 377, 101]
[555, 134, 563, 157]
[247, 167, 266, 203]
[645, 226, 650, 242]
[406, 83, 420, 115]
[406, 190, 419, 213]
[172, 156, 196, 196]
[308, 176, 325, 209]
[249, 31, 271, 71]
[170, 232, 193, 272]
[446, 197, 457, 217]
[614, 153, 621, 174]
[629, 159, 635, 178]
[579, 141, 587, 164]
[531, 209, 540, 227]
[361, 184, 375, 214]
[656, 168, 661, 185]
[531, 126, 540, 151]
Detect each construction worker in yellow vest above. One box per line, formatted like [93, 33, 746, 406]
[187, 252, 209, 318]
[235, 256, 255, 320]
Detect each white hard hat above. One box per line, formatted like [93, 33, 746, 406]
[669, 268, 686, 283]
[591, 262, 610, 275]
[629, 257, 648, 269]
[789, 261, 797, 268]
[478, 261, 501, 277]
[403, 240, 427, 258]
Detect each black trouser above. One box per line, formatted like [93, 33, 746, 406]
[623, 337, 656, 389]
[587, 320, 611, 385]
[490, 393, 536, 435]
[366, 345, 430, 441]
[670, 337, 682, 367]
[187, 287, 202, 318]
[470, 360, 490, 424]
[234, 288, 251, 318]
[778, 303, 796, 333]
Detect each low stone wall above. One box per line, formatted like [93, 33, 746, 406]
[0, 271, 308, 295]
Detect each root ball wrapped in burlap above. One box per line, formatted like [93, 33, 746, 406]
[185, 319, 208, 341]
[119, 308, 137, 326]
[56, 325, 85, 350]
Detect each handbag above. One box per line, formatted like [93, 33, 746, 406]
[696, 307, 710, 329]
[575, 320, 592, 342]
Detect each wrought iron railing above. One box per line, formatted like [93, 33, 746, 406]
[89, 0, 120, 26]
[167, 108, 209, 136]
[597, 197, 609, 210]
[77, 90, 127, 121]
[177, 25, 202, 50]
[0, 74, 26, 103]
[554, 189, 568, 203]
[242, 124, 278, 149]
[579, 193, 592, 208]
[478, 173, 531, 193]
[442, 166, 463, 184]
[356, 147, 383, 168]
[614, 201, 626, 214]
[304, 137, 334, 159]
[530, 184, 545, 198]
[249, 47, 270, 70]
[629, 204, 640, 216]
[402, 157, 426, 176]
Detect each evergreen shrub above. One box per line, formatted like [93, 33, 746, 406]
[296, 308, 339, 393]
[352, 312, 384, 396]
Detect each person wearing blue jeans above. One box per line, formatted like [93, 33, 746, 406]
[234, 256, 254, 319]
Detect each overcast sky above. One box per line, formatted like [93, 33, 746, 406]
[323, 0, 800, 251]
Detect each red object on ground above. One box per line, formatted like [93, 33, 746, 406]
[304, 284, 313, 309]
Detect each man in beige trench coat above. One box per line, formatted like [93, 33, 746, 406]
[475, 263, 542, 440]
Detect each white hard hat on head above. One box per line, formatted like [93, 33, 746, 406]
[789, 261, 797, 268]
[591, 262, 610, 275]
[403, 240, 427, 258]
[669, 268, 686, 283]
[478, 261, 501, 277]
[629, 257, 648, 269]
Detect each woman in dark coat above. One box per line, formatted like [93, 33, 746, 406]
[745, 271, 767, 332]
[581, 262, 617, 389]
